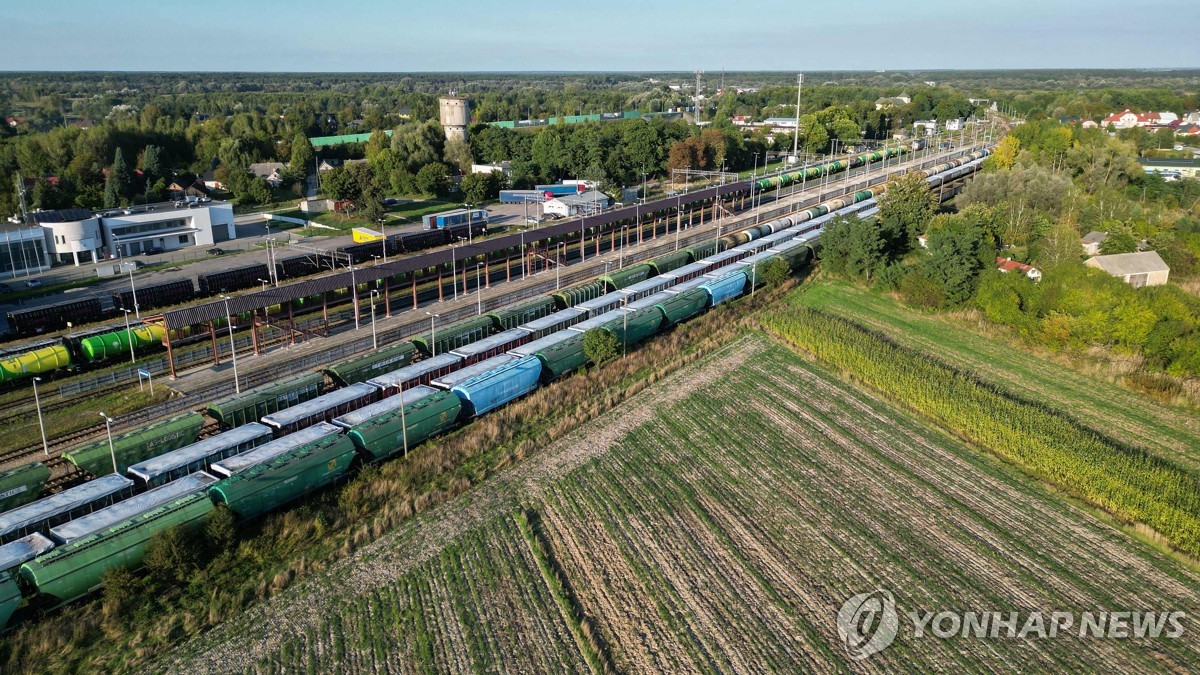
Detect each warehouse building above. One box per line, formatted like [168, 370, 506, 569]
[30, 201, 236, 264]
[543, 191, 613, 218]
[1085, 251, 1170, 288]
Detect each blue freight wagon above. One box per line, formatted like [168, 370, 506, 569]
[421, 209, 488, 230]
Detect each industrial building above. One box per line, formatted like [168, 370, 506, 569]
[543, 191, 613, 218]
[438, 96, 470, 143]
[28, 201, 236, 265]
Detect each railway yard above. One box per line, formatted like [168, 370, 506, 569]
[0, 144, 1010, 670]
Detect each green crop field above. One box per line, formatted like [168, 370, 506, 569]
[165, 333, 1200, 672]
[791, 280, 1200, 468]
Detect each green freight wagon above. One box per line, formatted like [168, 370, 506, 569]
[647, 250, 691, 276]
[19, 493, 212, 604]
[412, 315, 492, 357]
[684, 241, 717, 262]
[599, 263, 653, 292]
[603, 306, 664, 346]
[323, 342, 417, 387]
[510, 330, 588, 382]
[655, 288, 709, 325]
[346, 389, 462, 462]
[208, 434, 358, 520]
[0, 533, 53, 629]
[551, 280, 606, 309]
[206, 372, 325, 429]
[486, 296, 557, 332]
[63, 412, 204, 476]
[0, 462, 51, 513]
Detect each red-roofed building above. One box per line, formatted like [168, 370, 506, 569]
[1102, 110, 1139, 129]
[995, 257, 1042, 282]
[1175, 124, 1200, 137]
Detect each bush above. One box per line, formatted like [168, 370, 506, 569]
[144, 525, 201, 583]
[582, 328, 619, 366]
[204, 504, 238, 552]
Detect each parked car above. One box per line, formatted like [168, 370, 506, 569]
[206, 247, 225, 256]
[0, 283, 12, 293]
[141, 246, 165, 256]
[24, 279, 42, 288]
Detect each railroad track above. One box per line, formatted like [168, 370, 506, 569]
[0, 148, 987, 471]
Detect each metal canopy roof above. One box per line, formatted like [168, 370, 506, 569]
[158, 180, 745, 329]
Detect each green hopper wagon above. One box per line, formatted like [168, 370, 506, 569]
[599, 263, 653, 292]
[647, 250, 691, 276]
[206, 372, 325, 429]
[63, 412, 204, 477]
[0, 462, 51, 513]
[486, 296, 557, 332]
[323, 342, 417, 387]
[208, 434, 358, 520]
[603, 306, 664, 346]
[684, 241, 717, 262]
[412, 315, 492, 357]
[655, 288, 709, 325]
[551, 280, 606, 309]
[19, 492, 212, 604]
[346, 389, 462, 462]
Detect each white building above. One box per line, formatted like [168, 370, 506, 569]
[763, 117, 799, 130]
[31, 208, 103, 266]
[913, 120, 938, 136]
[543, 191, 612, 218]
[946, 118, 965, 131]
[32, 202, 236, 263]
[471, 162, 512, 176]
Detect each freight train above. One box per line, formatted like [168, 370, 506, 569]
[0, 150, 989, 629]
[3, 222, 489, 339]
[0, 222, 491, 386]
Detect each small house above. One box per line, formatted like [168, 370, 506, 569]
[1080, 231, 1107, 256]
[1085, 251, 1170, 288]
[995, 257, 1042, 282]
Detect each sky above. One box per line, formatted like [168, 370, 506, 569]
[3, 0, 1197, 72]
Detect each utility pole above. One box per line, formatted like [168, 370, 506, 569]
[694, 70, 703, 125]
[792, 73, 803, 161]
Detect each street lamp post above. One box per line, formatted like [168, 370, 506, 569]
[398, 385, 409, 457]
[463, 204, 474, 244]
[99, 412, 118, 475]
[258, 278, 269, 292]
[557, 242, 564, 290]
[622, 295, 628, 358]
[32, 376, 48, 457]
[370, 290, 379, 350]
[127, 265, 140, 319]
[119, 309, 137, 364]
[221, 295, 240, 394]
[426, 312, 439, 357]
[475, 263, 483, 315]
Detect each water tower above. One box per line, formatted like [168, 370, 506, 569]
[438, 96, 470, 142]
